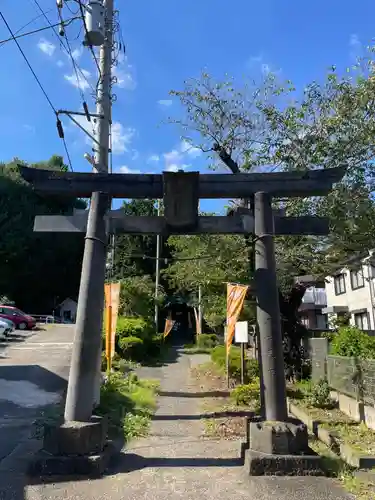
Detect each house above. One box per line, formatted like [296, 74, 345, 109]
[295, 275, 328, 330]
[56, 297, 78, 323]
[323, 250, 375, 330]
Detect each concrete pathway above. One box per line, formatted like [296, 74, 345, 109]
[25, 349, 353, 500]
[0, 325, 74, 500]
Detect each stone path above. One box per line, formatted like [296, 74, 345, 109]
[25, 348, 353, 500]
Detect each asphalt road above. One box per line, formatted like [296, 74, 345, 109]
[0, 325, 74, 463]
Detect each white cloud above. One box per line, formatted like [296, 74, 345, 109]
[113, 54, 136, 90]
[118, 165, 141, 174]
[64, 115, 134, 156]
[23, 124, 35, 133]
[163, 149, 190, 172]
[56, 60, 64, 67]
[71, 46, 83, 60]
[37, 38, 56, 57]
[162, 139, 202, 171]
[158, 99, 173, 107]
[148, 154, 160, 163]
[349, 33, 362, 61]
[111, 122, 135, 154]
[350, 33, 360, 48]
[64, 69, 91, 90]
[180, 140, 201, 158]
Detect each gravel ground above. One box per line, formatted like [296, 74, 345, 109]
[25, 349, 353, 500]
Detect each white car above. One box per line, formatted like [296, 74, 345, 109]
[0, 322, 6, 340]
[0, 318, 15, 338]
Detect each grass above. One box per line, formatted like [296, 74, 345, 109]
[191, 361, 258, 439]
[183, 344, 212, 354]
[97, 372, 159, 441]
[321, 421, 375, 455]
[309, 436, 375, 499]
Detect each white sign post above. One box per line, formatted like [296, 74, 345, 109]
[235, 321, 248, 384]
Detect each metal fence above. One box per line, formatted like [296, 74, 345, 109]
[309, 337, 375, 406]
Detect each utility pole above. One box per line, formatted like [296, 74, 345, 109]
[154, 199, 161, 330]
[65, 0, 114, 422]
[198, 284, 202, 334]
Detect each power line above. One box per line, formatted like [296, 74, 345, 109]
[0, 10, 57, 115]
[31, 0, 95, 94]
[0, 20, 76, 46]
[0, 6, 54, 46]
[0, 9, 74, 172]
[62, 137, 74, 172]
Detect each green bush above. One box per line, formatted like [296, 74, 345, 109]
[308, 378, 335, 409]
[230, 379, 260, 407]
[196, 333, 219, 349]
[331, 326, 375, 359]
[116, 316, 153, 340]
[118, 336, 144, 359]
[97, 372, 158, 439]
[211, 345, 259, 382]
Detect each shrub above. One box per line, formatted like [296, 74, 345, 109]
[116, 316, 153, 340]
[118, 336, 144, 359]
[308, 378, 335, 409]
[230, 379, 260, 407]
[331, 326, 375, 359]
[196, 333, 219, 349]
[211, 345, 259, 382]
[97, 372, 158, 439]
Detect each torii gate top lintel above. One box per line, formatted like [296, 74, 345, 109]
[18, 165, 346, 237]
[18, 165, 346, 199]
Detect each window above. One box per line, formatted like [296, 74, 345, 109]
[350, 267, 365, 290]
[334, 274, 346, 295]
[354, 311, 369, 330]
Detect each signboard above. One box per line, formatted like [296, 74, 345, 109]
[235, 321, 248, 343]
[226, 284, 248, 353]
[104, 282, 121, 363]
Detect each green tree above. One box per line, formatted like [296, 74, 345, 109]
[168, 62, 375, 282]
[0, 157, 85, 312]
[163, 233, 255, 331]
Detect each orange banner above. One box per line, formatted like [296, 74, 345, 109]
[163, 315, 175, 338]
[226, 284, 248, 353]
[104, 282, 121, 361]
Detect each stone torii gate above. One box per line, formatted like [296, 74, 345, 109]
[20, 165, 345, 476]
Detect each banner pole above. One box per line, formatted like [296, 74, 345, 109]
[106, 305, 112, 375]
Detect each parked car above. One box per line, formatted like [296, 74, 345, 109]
[0, 317, 15, 336]
[0, 306, 36, 330]
[0, 322, 6, 340]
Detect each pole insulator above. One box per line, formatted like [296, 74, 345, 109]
[56, 118, 65, 139]
[83, 102, 91, 122]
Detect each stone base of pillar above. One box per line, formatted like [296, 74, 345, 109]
[28, 415, 117, 478]
[244, 418, 325, 476]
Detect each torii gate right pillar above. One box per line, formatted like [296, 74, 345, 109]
[254, 192, 287, 421]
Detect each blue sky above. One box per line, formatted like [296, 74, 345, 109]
[0, 0, 374, 212]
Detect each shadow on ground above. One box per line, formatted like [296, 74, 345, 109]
[152, 410, 255, 421]
[158, 390, 230, 398]
[140, 343, 182, 368]
[0, 365, 67, 500]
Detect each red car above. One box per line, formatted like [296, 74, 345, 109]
[0, 305, 36, 330]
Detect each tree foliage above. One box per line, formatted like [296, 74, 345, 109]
[163, 233, 255, 331]
[168, 56, 375, 283]
[0, 157, 85, 312]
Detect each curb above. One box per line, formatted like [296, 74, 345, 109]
[288, 400, 375, 469]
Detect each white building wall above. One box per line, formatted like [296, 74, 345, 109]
[325, 262, 375, 330]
